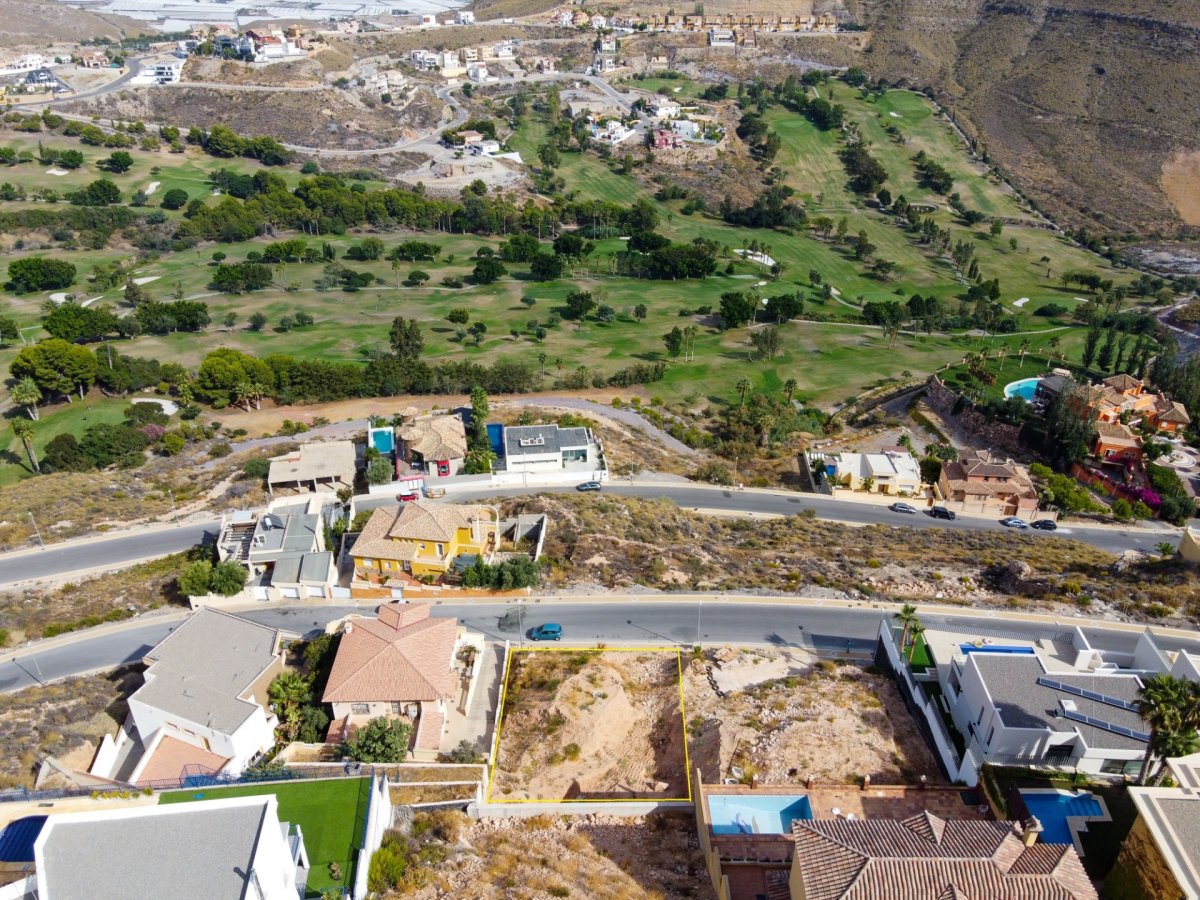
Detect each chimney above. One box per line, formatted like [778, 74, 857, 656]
[919, 774, 927, 790]
[1022, 816, 1043, 847]
[862, 774, 871, 791]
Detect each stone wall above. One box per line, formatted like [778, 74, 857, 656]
[924, 377, 1025, 454]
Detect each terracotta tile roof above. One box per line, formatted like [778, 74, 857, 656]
[792, 814, 1097, 900]
[1155, 397, 1191, 424]
[1102, 373, 1142, 393]
[322, 603, 457, 703]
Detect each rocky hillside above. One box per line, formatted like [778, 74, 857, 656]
[850, 0, 1200, 235]
[0, 0, 141, 47]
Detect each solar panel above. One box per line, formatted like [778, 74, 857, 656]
[1060, 708, 1149, 742]
[1036, 677, 1141, 712]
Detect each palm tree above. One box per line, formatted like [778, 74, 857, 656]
[12, 418, 38, 474]
[1137, 674, 1198, 785]
[735, 378, 751, 409]
[1018, 338, 1031, 365]
[1150, 726, 1200, 785]
[11, 377, 41, 421]
[268, 671, 312, 741]
[783, 378, 798, 406]
[895, 603, 918, 651]
[537, 352, 547, 380]
[233, 381, 253, 412]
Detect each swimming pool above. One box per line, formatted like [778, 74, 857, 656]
[1019, 789, 1109, 850]
[707, 794, 813, 835]
[369, 427, 394, 454]
[959, 644, 1035, 655]
[1004, 377, 1044, 402]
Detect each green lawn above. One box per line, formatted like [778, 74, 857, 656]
[2, 396, 130, 486]
[0, 83, 1146, 475]
[159, 777, 370, 894]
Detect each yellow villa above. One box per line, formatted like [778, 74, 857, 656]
[352, 501, 497, 581]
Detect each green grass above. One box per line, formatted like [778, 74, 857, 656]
[159, 777, 370, 893]
[0, 84, 1147, 477]
[906, 631, 933, 668]
[1, 396, 130, 486]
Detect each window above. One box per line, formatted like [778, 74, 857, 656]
[986, 726, 995, 746]
[436, 543, 445, 556]
[1100, 758, 1141, 776]
[390, 702, 403, 715]
[351, 703, 370, 715]
[977, 706, 985, 725]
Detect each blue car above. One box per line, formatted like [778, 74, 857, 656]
[576, 481, 602, 492]
[530, 623, 562, 641]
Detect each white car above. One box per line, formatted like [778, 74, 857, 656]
[999, 517, 1028, 529]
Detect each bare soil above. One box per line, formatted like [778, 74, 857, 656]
[686, 651, 942, 785]
[0, 552, 188, 643]
[0, 668, 141, 789]
[491, 650, 688, 801]
[399, 811, 713, 900]
[515, 493, 1200, 624]
[1162, 149, 1200, 227]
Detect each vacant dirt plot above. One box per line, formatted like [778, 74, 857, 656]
[425, 812, 712, 900]
[686, 650, 942, 786]
[0, 668, 140, 789]
[491, 650, 688, 801]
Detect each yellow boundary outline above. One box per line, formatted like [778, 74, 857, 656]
[487, 647, 692, 804]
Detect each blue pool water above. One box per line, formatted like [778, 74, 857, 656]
[959, 644, 1035, 655]
[1019, 790, 1105, 846]
[369, 428, 394, 454]
[707, 794, 813, 835]
[1004, 377, 1044, 401]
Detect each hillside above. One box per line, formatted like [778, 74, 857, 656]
[0, 0, 142, 47]
[852, 0, 1200, 235]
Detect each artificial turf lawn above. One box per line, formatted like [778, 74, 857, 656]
[159, 776, 370, 893]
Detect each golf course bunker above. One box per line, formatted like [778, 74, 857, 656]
[489, 649, 689, 803]
[909, 202, 940, 214]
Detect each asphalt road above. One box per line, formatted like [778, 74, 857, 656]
[0, 481, 1177, 587]
[4, 600, 1200, 694]
[361, 483, 1178, 556]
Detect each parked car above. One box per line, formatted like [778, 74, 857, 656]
[1030, 519, 1058, 531]
[928, 506, 957, 520]
[889, 502, 917, 514]
[999, 516, 1028, 529]
[576, 481, 602, 492]
[530, 623, 563, 641]
[396, 491, 420, 502]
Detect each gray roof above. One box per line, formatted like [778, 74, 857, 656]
[503, 424, 591, 458]
[39, 798, 273, 900]
[1158, 797, 1200, 869]
[271, 551, 333, 585]
[132, 609, 279, 735]
[972, 654, 1147, 751]
[248, 513, 320, 562]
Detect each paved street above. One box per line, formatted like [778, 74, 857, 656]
[4, 600, 1200, 694]
[0, 479, 1178, 588]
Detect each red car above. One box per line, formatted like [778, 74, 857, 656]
[396, 491, 420, 502]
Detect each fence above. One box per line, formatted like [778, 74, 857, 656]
[877, 623, 978, 786]
[0, 761, 378, 806]
[353, 774, 392, 900]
